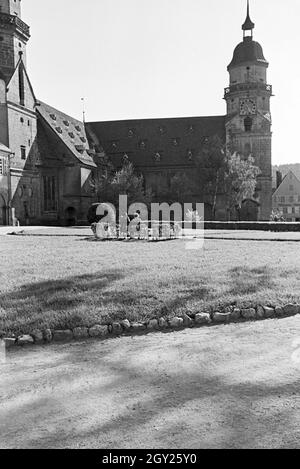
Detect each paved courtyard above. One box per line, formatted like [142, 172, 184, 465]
[1, 316, 299, 449]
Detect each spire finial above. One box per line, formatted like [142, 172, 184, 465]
[242, 0, 255, 38]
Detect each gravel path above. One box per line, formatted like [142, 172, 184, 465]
[1, 316, 299, 449]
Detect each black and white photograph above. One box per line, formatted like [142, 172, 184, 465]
[0, 0, 299, 452]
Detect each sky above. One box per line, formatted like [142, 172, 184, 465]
[21, 0, 300, 165]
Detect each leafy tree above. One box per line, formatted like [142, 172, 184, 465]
[91, 161, 152, 208]
[161, 172, 194, 204]
[195, 136, 261, 220]
[224, 152, 261, 220]
[195, 135, 227, 219]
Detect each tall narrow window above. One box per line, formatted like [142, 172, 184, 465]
[244, 117, 253, 132]
[43, 176, 57, 212]
[19, 64, 25, 106]
[20, 145, 26, 160]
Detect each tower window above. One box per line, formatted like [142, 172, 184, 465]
[20, 146, 26, 160]
[244, 117, 253, 132]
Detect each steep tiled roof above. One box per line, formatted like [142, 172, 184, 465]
[37, 101, 96, 168]
[86, 115, 226, 170]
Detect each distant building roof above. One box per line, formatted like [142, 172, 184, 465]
[272, 170, 300, 198]
[85, 115, 226, 170]
[37, 101, 96, 168]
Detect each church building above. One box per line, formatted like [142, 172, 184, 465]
[0, 0, 273, 225]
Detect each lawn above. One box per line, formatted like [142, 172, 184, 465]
[1, 232, 300, 335]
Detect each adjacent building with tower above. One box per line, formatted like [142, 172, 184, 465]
[0, 0, 273, 225]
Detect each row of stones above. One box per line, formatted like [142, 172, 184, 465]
[3, 303, 300, 348]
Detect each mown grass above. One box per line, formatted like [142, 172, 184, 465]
[0, 235, 300, 335]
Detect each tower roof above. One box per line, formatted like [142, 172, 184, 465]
[228, 1, 268, 69]
[242, 0, 255, 31]
[228, 38, 268, 69]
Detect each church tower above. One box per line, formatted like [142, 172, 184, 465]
[0, 0, 30, 82]
[224, 1, 272, 220]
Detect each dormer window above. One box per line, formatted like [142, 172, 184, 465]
[68, 132, 75, 139]
[56, 127, 63, 134]
[75, 145, 85, 154]
[50, 113, 57, 121]
[63, 120, 70, 127]
[75, 125, 81, 132]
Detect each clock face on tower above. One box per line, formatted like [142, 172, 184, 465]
[240, 98, 257, 116]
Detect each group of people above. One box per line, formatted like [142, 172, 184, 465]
[91, 210, 181, 241]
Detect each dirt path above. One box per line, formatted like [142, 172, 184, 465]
[1, 317, 299, 449]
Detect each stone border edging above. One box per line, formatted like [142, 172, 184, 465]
[2, 303, 300, 349]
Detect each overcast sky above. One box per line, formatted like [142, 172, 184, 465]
[22, 0, 300, 165]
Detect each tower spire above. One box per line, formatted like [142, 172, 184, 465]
[242, 0, 255, 39]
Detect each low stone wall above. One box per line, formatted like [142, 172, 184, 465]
[2, 303, 299, 349]
[204, 222, 300, 232]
